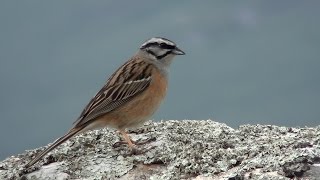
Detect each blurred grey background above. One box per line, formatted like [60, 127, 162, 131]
[1, 1, 319, 160]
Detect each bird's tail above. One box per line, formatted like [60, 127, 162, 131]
[25, 127, 84, 168]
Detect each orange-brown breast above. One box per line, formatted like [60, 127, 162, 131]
[97, 65, 168, 130]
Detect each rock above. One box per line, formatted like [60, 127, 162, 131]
[0, 120, 319, 179]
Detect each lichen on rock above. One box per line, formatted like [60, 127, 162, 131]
[0, 120, 319, 179]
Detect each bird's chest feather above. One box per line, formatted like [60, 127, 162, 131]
[126, 68, 167, 118]
[105, 67, 168, 128]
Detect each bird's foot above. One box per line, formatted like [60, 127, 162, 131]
[112, 136, 156, 156]
[113, 136, 156, 148]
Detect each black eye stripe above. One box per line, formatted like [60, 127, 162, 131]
[159, 43, 175, 49]
[141, 42, 175, 50]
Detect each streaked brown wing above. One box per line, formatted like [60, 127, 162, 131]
[73, 59, 152, 127]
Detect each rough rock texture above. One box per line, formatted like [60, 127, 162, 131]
[1, 120, 319, 180]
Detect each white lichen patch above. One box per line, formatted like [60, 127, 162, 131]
[26, 162, 69, 180]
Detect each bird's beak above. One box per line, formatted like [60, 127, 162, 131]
[172, 47, 185, 55]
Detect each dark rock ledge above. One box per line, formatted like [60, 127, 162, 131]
[1, 120, 319, 180]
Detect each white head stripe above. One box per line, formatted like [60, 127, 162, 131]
[141, 37, 175, 48]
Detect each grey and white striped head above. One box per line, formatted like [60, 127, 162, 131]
[139, 37, 185, 63]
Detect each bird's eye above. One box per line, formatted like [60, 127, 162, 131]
[159, 43, 174, 49]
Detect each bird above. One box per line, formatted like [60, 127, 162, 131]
[25, 37, 185, 168]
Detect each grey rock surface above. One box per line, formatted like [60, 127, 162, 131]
[0, 120, 319, 180]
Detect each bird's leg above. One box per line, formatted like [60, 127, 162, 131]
[112, 130, 141, 155]
[112, 130, 137, 149]
[119, 129, 135, 148]
[113, 130, 155, 155]
[115, 129, 156, 146]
